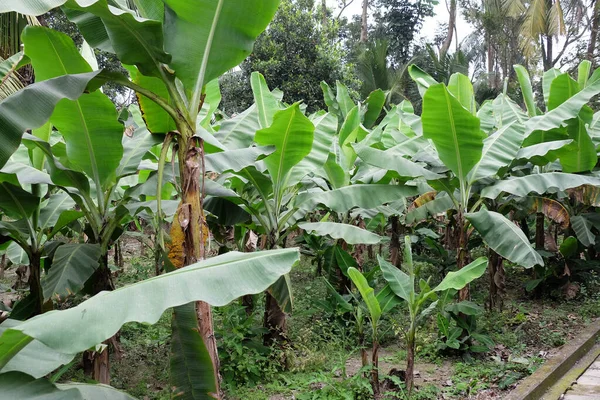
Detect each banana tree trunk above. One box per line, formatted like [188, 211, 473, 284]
[535, 213, 545, 250]
[263, 235, 288, 347]
[457, 211, 470, 302]
[371, 339, 380, 396]
[405, 328, 415, 395]
[488, 250, 505, 311]
[0, 254, 5, 279]
[84, 253, 114, 384]
[390, 215, 401, 267]
[28, 253, 43, 316]
[176, 133, 220, 390]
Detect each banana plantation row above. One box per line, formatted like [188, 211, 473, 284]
[0, 0, 600, 399]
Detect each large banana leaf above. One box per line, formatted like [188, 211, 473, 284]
[64, 0, 171, 78]
[408, 65, 437, 97]
[295, 185, 419, 213]
[291, 112, 338, 182]
[0, 182, 41, 220]
[0, 320, 74, 379]
[558, 117, 597, 172]
[526, 77, 600, 135]
[116, 126, 162, 177]
[170, 303, 217, 399]
[422, 83, 485, 180]
[514, 65, 537, 117]
[405, 193, 454, 225]
[571, 215, 595, 247]
[378, 255, 411, 302]
[42, 244, 102, 301]
[515, 140, 572, 166]
[492, 93, 529, 127]
[23, 26, 124, 189]
[125, 65, 177, 134]
[0, 249, 299, 369]
[299, 222, 383, 245]
[0, 70, 100, 169]
[348, 267, 381, 324]
[251, 71, 280, 129]
[215, 105, 260, 149]
[0, 0, 70, 14]
[481, 173, 600, 199]
[447, 73, 475, 114]
[466, 210, 543, 268]
[0, 371, 137, 399]
[363, 89, 386, 128]
[205, 147, 273, 174]
[468, 122, 524, 183]
[254, 103, 315, 191]
[162, 0, 279, 111]
[0, 372, 81, 400]
[547, 73, 579, 110]
[354, 143, 442, 180]
[38, 193, 76, 231]
[433, 257, 487, 292]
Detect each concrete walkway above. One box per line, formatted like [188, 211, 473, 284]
[563, 356, 600, 399]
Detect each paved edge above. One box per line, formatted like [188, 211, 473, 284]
[505, 320, 600, 400]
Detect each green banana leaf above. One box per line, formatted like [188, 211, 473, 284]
[162, 0, 279, 111]
[251, 71, 280, 129]
[348, 267, 381, 324]
[422, 83, 485, 180]
[255, 103, 315, 191]
[0, 249, 299, 371]
[481, 173, 600, 199]
[295, 185, 419, 213]
[514, 65, 537, 117]
[299, 222, 383, 245]
[433, 257, 488, 292]
[466, 210, 543, 268]
[42, 244, 102, 301]
[468, 122, 524, 183]
[0, 71, 100, 169]
[23, 26, 124, 189]
[378, 255, 412, 302]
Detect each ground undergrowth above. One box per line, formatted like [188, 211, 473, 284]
[5, 240, 600, 400]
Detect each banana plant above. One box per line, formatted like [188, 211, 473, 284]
[0, 0, 280, 395]
[360, 65, 600, 303]
[379, 236, 487, 395]
[0, 248, 300, 398]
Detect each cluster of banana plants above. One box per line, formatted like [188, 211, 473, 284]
[1, 1, 600, 399]
[0, 0, 304, 398]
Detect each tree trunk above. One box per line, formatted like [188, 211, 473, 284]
[371, 340, 380, 396]
[457, 212, 470, 301]
[543, 35, 553, 70]
[488, 250, 505, 311]
[405, 334, 415, 395]
[440, 0, 456, 57]
[588, 0, 600, 62]
[263, 291, 287, 345]
[535, 213, 545, 250]
[28, 254, 43, 316]
[84, 254, 114, 385]
[0, 254, 5, 280]
[321, 0, 327, 26]
[177, 136, 221, 391]
[390, 215, 401, 267]
[486, 30, 495, 88]
[360, 0, 368, 43]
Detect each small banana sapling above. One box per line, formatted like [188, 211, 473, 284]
[377, 236, 488, 395]
[347, 268, 400, 396]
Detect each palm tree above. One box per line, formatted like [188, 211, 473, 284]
[355, 40, 406, 102]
